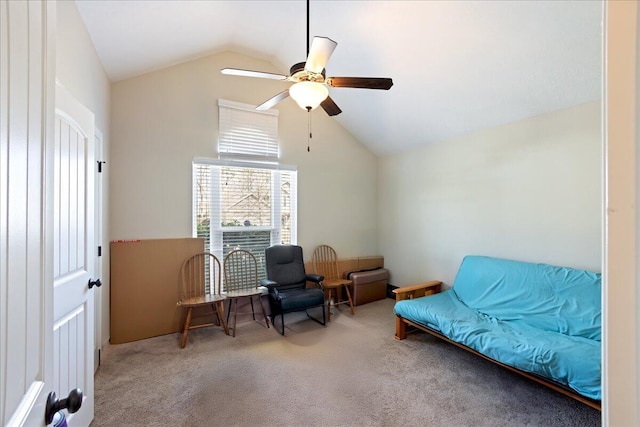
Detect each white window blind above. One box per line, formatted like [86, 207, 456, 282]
[218, 99, 279, 162]
[193, 159, 297, 283]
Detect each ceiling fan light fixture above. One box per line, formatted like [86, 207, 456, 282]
[289, 81, 328, 111]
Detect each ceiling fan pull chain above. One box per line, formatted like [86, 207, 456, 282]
[307, 106, 312, 152]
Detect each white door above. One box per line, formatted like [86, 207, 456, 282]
[2, 3, 97, 424]
[1, 1, 56, 425]
[52, 82, 96, 426]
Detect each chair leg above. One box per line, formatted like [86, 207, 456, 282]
[256, 295, 270, 329]
[232, 298, 238, 337]
[209, 304, 219, 326]
[180, 307, 192, 349]
[343, 284, 355, 315]
[269, 310, 284, 335]
[305, 306, 326, 326]
[216, 301, 230, 335]
[326, 288, 333, 322]
[250, 298, 256, 321]
[322, 302, 326, 325]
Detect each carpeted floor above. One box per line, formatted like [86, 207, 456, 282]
[92, 298, 601, 426]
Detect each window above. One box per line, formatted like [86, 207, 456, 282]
[193, 100, 295, 283]
[193, 160, 297, 282]
[218, 99, 278, 162]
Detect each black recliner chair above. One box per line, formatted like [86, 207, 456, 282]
[261, 245, 326, 335]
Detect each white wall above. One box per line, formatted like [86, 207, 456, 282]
[56, 1, 110, 135]
[378, 101, 601, 287]
[56, 0, 111, 347]
[109, 50, 378, 259]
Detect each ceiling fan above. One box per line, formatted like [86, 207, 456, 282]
[220, 0, 393, 116]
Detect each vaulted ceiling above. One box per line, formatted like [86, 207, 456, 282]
[75, 0, 602, 156]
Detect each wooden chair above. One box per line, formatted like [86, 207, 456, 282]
[177, 252, 229, 348]
[223, 249, 270, 337]
[311, 245, 355, 321]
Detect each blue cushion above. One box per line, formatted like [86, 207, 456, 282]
[394, 290, 601, 400]
[452, 256, 601, 340]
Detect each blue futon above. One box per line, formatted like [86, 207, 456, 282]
[394, 256, 601, 408]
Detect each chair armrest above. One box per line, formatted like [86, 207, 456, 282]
[259, 279, 280, 298]
[305, 274, 324, 284]
[392, 281, 443, 302]
[260, 279, 278, 288]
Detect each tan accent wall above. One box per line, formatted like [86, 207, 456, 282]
[110, 238, 204, 344]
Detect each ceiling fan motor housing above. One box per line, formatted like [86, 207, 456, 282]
[290, 62, 325, 83]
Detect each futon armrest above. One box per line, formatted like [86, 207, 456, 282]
[392, 281, 443, 302]
[305, 274, 324, 284]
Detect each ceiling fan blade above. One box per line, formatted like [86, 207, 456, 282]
[320, 96, 342, 116]
[256, 90, 290, 111]
[221, 68, 289, 81]
[305, 36, 337, 74]
[325, 77, 394, 90]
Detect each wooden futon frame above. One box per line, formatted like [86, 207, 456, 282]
[393, 281, 601, 411]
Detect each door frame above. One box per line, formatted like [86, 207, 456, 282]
[94, 127, 104, 372]
[601, 1, 639, 425]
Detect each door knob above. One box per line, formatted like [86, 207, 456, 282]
[88, 278, 102, 289]
[44, 389, 82, 424]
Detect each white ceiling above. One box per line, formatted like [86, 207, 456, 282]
[75, 0, 602, 157]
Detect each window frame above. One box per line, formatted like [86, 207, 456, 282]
[192, 158, 297, 282]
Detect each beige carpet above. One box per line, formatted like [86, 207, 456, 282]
[92, 298, 600, 426]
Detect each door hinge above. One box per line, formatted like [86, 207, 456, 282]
[97, 160, 106, 173]
[98, 246, 102, 257]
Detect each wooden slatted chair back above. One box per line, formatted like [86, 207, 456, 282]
[223, 249, 259, 293]
[180, 252, 222, 301]
[311, 244, 341, 280]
